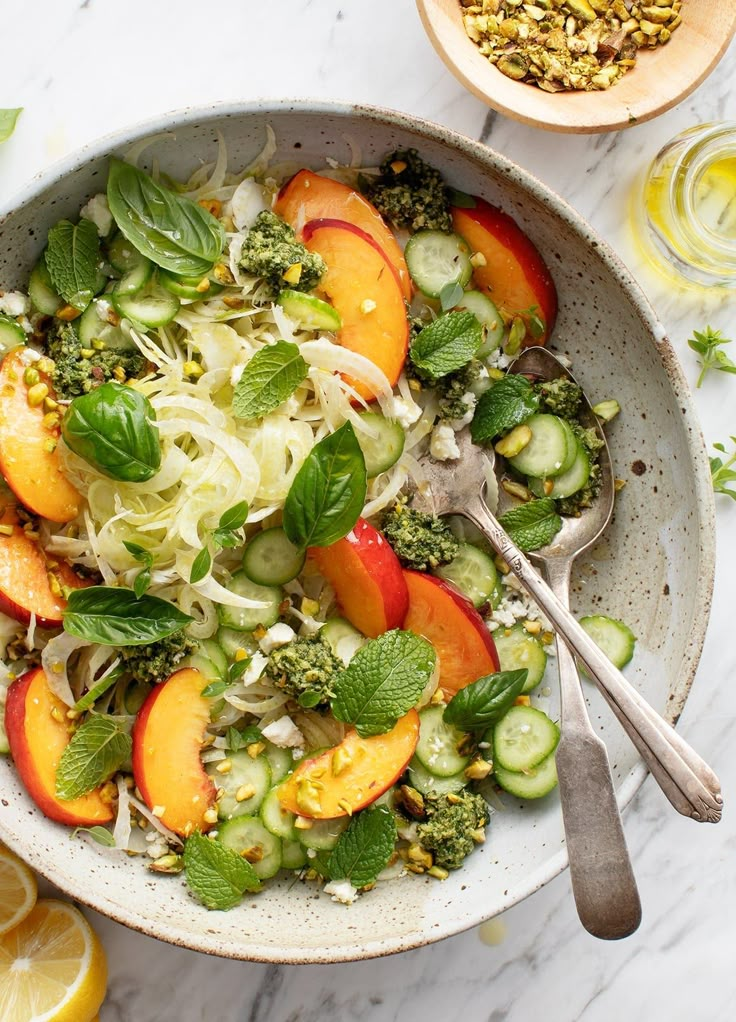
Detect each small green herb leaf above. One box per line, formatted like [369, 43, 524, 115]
[72, 825, 116, 848]
[123, 541, 154, 598]
[410, 311, 482, 379]
[45, 219, 102, 312]
[61, 381, 161, 482]
[687, 326, 736, 387]
[233, 340, 308, 420]
[184, 832, 261, 910]
[107, 159, 225, 276]
[443, 670, 528, 731]
[64, 586, 192, 646]
[199, 657, 251, 697]
[0, 108, 22, 144]
[72, 666, 125, 714]
[331, 629, 436, 737]
[711, 436, 736, 500]
[226, 724, 263, 752]
[189, 546, 212, 585]
[283, 421, 367, 550]
[56, 716, 132, 800]
[471, 374, 540, 444]
[439, 280, 464, 313]
[447, 188, 476, 209]
[327, 805, 397, 889]
[498, 498, 562, 552]
[218, 501, 250, 532]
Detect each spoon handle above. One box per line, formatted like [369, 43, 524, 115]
[545, 558, 641, 939]
[465, 497, 723, 824]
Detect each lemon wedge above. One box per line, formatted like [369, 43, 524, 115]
[0, 845, 37, 937]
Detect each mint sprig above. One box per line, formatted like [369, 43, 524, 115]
[45, 218, 101, 311]
[409, 311, 482, 379]
[56, 716, 132, 801]
[711, 437, 736, 500]
[331, 629, 436, 737]
[233, 340, 308, 420]
[470, 374, 540, 444]
[687, 326, 736, 388]
[443, 670, 528, 731]
[184, 832, 261, 910]
[498, 498, 562, 552]
[327, 805, 397, 889]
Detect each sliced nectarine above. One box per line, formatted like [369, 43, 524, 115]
[278, 709, 419, 819]
[452, 199, 557, 344]
[5, 667, 113, 826]
[302, 218, 409, 401]
[131, 667, 216, 837]
[275, 169, 413, 301]
[310, 517, 408, 639]
[0, 348, 80, 523]
[402, 571, 499, 699]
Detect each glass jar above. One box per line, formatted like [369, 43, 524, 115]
[640, 122, 736, 287]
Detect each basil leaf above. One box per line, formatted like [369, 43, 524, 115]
[0, 108, 22, 144]
[440, 280, 464, 313]
[123, 541, 153, 598]
[63, 586, 192, 646]
[189, 547, 212, 584]
[107, 158, 225, 276]
[218, 501, 250, 532]
[498, 498, 562, 552]
[61, 381, 161, 482]
[201, 678, 231, 698]
[327, 805, 397, 889]
[226, 724, 262, 752]
[184, 832, 261, 910]
[72, 825, 116, 848]
[331, 629, 436, 737]
[470, 374, 540, 444]
[56, 716, 132, 800]
[443, 670, 528, 731]
[232, 341, 308, 420]
[409, 311, 482, 379]
[283, 421, 367, 550]
[45, 219, 102, 311]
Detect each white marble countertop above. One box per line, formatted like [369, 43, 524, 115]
[2, 1, 735, 1020]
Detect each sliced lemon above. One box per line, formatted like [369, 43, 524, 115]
[0, 899, 107, 1022]
[0, 846, 37, 937]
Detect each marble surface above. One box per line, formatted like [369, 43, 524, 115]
[2, 1, 735, 1019]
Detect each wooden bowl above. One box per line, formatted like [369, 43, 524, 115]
[417, 0, 736, 133]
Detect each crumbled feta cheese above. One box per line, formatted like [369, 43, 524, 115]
[261, 714, 305, 749]
[145, 835, 169, 859]
[392, 396, 422, 430]
[0, 290, 30, 318]
[79, 194, 113, 237]
[429, 423, 460, 461]
[258, 622, 296, 654]
[448, 391, 477, 431]
[323, 879, 360, 905]
[230, 178, 269, 232]
[488, 348, 512, 371]
[95, 298, 114, 322]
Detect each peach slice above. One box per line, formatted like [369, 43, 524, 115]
[0, 348, 80, 523]
[310, 517, 408, 639]
[274, 169, 413, 301]
[402, 571, 500, 699]
[452, 198, 557, 344]
[302, 218, 409, 401]
[278, 709, 419, 819]
[131, 668, 216, 837]
[5, 667, 114, 826]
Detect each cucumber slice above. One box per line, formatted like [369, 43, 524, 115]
[206, 749, 272, 820]
[455, 291, 504, 356]
[528, 441, 591, 500]
[434, 542, 498, 609]
[216, 627, 257, 660]
[217, 816, 282, 879]
[404, 230, 473, 298]
[78, 298, 137, 352]
[0, 315, 25, 354]
[507, 414, 577, 479]
[264, 742, 293, 784]
[296, 815, 349, 851]
[260, 787, 298, 840]
[108, 233, 146, 274]
[408, 758, 467, 796]
[277, 289, 342, 331]
[281, 839, 308, 870]
[494, 751, 558, 800]
[112, 278, 180, 328]
[355, 411, 405, 478]
[216, 571, 283, 632]
[492, 624, 547, 693]
[320, 617, 366, 665]
[492, 705, 560, 773]
[580, 615, 636, 670]
[198, 638, 229, 679]
[414, 705, 470, 777]
[159, 268, 224, 301]
[28, 259, 61, 316]
[241, 527, 306, 587]
[180, 652, 220, 685]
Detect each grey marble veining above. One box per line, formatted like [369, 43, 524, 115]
[3, 1, 736, 1020]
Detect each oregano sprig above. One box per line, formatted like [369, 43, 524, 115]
[190, 500, 250, 584]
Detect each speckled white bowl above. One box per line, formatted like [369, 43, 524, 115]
[0, 101, 715, 963]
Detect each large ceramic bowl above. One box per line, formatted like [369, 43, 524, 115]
[0, 102, 715, 963]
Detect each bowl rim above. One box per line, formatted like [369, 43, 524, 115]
[0, 98, 716, 962]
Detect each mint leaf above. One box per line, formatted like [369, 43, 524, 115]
[233, 340, 308, 420]
[443, 670, 528, 731]
[327, 805, 397, 888]
[56, 716, 132, 800]
[189, 546, 212, 584]
[471, 375, 540, 444]
[72, 825, 116, 848]
[498, 498, 562, 552]
[64, 586, 192, 645]
[0, 108, 22, 144]
[184, 832, 261, 910]
[331, 629, 436, 737]
[687, 326, 736, 387]
[283, 421, 367, 550]
[410, 311, 482, 379]
[45, 219, 101, 311]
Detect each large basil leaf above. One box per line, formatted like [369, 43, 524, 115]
[61, 381, 161, 482]
[45, 219, 102, 311]
[443, 670, 528, 731]
[107, 158, 225, 276]
[282, 421, 367, 550]
[63, 586, 192, 645]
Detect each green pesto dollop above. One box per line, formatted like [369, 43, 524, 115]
[535, 377, 583, 420]
[364, 149, 452, 234]
[556, 421, 605, 515]
[45, 320, 145, 400]
[238, 211, 326, 296]
[118, 630, 196, 686]
[264, 634, 343, 709]
[380, 499, 459, 571]
[435, 359, 482, 421]
[417, 790, 488, 871]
